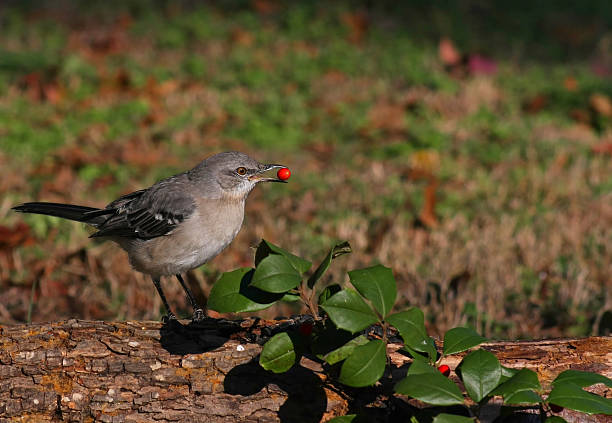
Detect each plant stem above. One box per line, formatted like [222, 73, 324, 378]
[300, 280, 319, 319]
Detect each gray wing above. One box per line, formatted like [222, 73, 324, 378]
[89, 176, 196, 240]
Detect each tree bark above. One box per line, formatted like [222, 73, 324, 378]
[0, 319, 611, 422]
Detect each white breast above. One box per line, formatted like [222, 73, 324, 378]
[121, 198, 246, 278]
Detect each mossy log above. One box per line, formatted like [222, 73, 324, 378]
[0, 319, 611, 422]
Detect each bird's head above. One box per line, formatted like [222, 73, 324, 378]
[192, 151, 287, 200]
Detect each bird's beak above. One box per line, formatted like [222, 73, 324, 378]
[250, 164, 288, 183]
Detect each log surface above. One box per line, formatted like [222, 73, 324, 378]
[0, 319, 611, 422]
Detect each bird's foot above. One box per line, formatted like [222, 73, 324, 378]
[162, 312, 178, 323]
[191, 308, 207, 323]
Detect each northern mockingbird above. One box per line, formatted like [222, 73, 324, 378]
[13, 151, 288, 322]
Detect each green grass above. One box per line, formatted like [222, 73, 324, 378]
[1, 1, 611, 339]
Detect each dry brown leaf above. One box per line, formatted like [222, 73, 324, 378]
[293, 40, 319, 58]
[439, 37, 461, 66]
[367, 102, 406, 132]
[592, 141, 612, 155]
[419, 179, 439, 229]
[524, 94, 548, 114]
[290, 190, 317, 222]
[54, 145, 96, 168]
[590, 93, 612, 117]
[0, 223, 35, 251]
[68, 20, 128, 62]
[564, 76, 579, 92]
[570, 108, 592, 125]
[231, 28, 254, 47]
[251, 0, 278, 15]
[119, 136, 177, 168]
[341, 11, 368, 44]
[40, 165, 77, 196]
[410, 150, 440, 176]
[20, 72, 64, 104]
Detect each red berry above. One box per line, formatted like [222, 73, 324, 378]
[550, 404, 564, 413]
[298, 323, 313, 336]
[277, 167, 291, 181]
[438, 364, 451, 377]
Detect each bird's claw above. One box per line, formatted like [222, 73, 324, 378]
[162, 313, 177, 323]
[191, 308, 207, 323]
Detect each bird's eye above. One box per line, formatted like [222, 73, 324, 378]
[236, 167, 247, 175]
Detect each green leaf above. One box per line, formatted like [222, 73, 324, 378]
[504, 389, 542, 405]
[459, 349, 501, 402]
[432, 414, 475, 423]
[327, 416, 369, 423]
[208, 268, 283, 313]
[544, 417, 568, 423]
[319, 284, 342, 304]
[387, 308, 437, 359]
[403, 345, 431, 363]
[255, 239, 312, 274]
[251, 255, 302, 293]
[311, 325, 354, 358]
[259, 332, 297, 373]
[552, 370, 612, 388]
[323, 335, 369, 365]
[327, 416, 357, 423]
[281, 293, 301, 302]
[443, 327, 487, 355]
[348, 265, 397, 317]
[320, 289, 379, 334]
[407, 360, 439, 376]
[307, 241, 352, 289]
[339, 339, 386, 387]
[492, 368, 541, 398]
[548, 383, 612, 415]
[500, 365, 519, 383]
[395, 373, 464, 406]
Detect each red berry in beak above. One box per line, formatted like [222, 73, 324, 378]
[438, 364, 451, 377]
[277, 167, 291, 181]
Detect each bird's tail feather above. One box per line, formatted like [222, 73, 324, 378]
[12, 202, 105, 225]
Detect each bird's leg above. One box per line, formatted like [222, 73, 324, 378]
[151, 277, 176, 321]
[175, 274, 206, 322]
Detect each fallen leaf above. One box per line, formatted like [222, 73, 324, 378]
[591, 61, 612, 77]
[524, 94, 548, 114]
[570, 108, 591, 125]
[231, 28, 254, 47]
[592, 141, 612, 155]
[439, 37, 461, 66]
[114, 69, 132, 90]
[570, 109, 591, 125]
[252, 0, 278, 14]
[419, 178, 439, 228]
[590, 93, 612, 117]
[468, 54, 497, 75]
[410, 150, 440, 175]
[54, 144, 95, 168]
[342, 11, 368, 44]
[366, 216, 394, 254]
[41, 165, 77, 196]
[367, 102, 406, 132]
[20, 72, 64, 104]
[564, 76, 578, 92]
[0, 223, 35, 251]
[91, 173, 117, 190]
[119, 136, 175, 167]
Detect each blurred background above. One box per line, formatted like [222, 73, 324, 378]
[0, 0, 611, 339]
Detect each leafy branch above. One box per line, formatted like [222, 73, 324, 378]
[207, 240, 612, 422]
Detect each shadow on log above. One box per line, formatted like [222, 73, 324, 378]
[0, 319, 611, 422]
